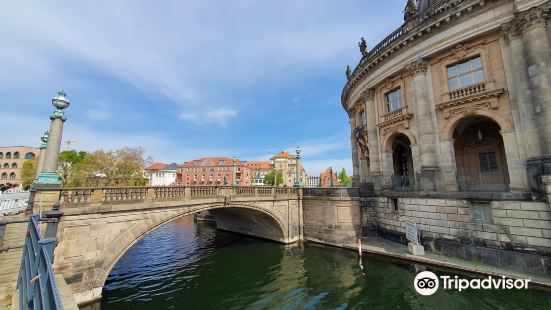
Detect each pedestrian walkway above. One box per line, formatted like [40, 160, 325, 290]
[345, 236, 551, 290]
[0, 215, 29, 309]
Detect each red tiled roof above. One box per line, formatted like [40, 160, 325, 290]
[146, 163, 168, 171]
[180, 157, 248, 168]
[247, 161, 270, 170]
[271, 150, 295, 160]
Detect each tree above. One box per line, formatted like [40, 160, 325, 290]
[61, 147, 150, 187]
[264, 170, 284, 186]
[58, 150, 88, 185]
[20, 158, 37, 189]
[338, 168, 351, 186]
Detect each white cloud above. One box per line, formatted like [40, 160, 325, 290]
[179, 108, 238, 127]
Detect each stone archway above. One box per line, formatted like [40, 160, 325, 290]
[452, 115, 510, 191]
[53, 199, 299, 305]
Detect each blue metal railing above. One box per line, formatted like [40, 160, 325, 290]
[17, 214, 63, 310]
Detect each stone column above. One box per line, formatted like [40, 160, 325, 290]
[438, 140, 459, 191]
[501, 130, 527, 191]
[407, 58, 440, 190]
[349, 109, 360, 186]
[364, 89, 382, 181]
[523, 8, 551, 157]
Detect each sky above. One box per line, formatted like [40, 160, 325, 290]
[0, 0, 406, 176]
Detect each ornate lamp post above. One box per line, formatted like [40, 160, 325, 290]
[35, 91, 70, 186]
[294, 146, 302, 188]
[35, 131, 49, 177]
[232, 156, 238, 187]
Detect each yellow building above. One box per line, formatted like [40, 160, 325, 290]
[270, 150, 307, 187]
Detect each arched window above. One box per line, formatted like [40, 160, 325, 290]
[0, 152, 3, 159]
[9, 172, 16, 180]
[1, 173, 7, 180]
[5, 152, 11, 159]
[13, 152, 20, 159]
[11, 163, 17, 169]
[24, 152, 35, 160]
[2, 163, 8, 169]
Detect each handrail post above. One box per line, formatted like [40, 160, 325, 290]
[44, 202, 63, 240]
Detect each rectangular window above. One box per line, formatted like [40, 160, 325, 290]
[386, 88, 404, 112]
[472, 202, 492, 222]
[447, 56, 484, 90]
[194, 160, 200, 166]
[479, 152, 498, 173]
[219, 160, 225, 165]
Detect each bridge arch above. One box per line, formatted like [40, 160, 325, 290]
[53, 200, 297, 305]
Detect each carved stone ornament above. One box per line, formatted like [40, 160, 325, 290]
[360, 89, 376, 102]
[406, 58, 428, 76]
[502, 1, 551, 41]
[382, 122, 409, 137]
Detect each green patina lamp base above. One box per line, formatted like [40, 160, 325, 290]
[34, 172, 63, 186]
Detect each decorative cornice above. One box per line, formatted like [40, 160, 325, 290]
[406, 58, 428, 76]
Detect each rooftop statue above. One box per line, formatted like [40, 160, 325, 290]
[346, 65, 351, 80]
[358, 37, 368, 57]
[404, 0, 418, 21]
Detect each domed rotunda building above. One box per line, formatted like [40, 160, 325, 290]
[344, 0, 551, 272]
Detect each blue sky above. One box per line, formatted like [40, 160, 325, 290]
[0, 1, 405, 175]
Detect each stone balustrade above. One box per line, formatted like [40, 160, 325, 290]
[447, 82, 487, 100]
[383, 106, 407, 122]
[58, 186, 299, 206]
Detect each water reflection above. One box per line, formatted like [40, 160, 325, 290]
[101, 216, 551, 310]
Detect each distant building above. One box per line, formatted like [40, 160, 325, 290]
[270, 150, 307, 187]
[319, 167, 339, 188]
[179, 157, 250, 186]
[145, 163, 179, 186]
[0, 146, 40, 187]
[306, 176, 320, 188]
[248, 161, 270, 186]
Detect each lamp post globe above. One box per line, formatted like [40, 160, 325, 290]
[41, 131, 49, 143]
[52, 90, 70, 110]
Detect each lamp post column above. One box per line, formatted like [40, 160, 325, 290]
[232, 156, 238, 187]
[35, 131, 49, 177]
[294, 146, 302, 187]
[35, 91, 70, 186]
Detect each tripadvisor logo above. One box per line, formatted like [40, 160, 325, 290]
[414, 271, 531, 296]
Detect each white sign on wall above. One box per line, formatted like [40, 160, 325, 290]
[404, 220, 419, 245]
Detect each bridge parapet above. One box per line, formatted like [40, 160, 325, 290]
[56, 186, 299, 207]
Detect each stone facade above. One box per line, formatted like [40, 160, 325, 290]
[343, 0, 551, 272]
[270, 150, 307, 187]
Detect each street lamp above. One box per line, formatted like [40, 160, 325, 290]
[35, 90, 70, 186]
[294, 146, 302, 188]
[35, 131, 49, 177]
[232, 156, 238, 187]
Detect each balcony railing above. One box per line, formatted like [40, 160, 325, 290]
[457, 170, 509, 192]
[383, 106, 407, 122]
[448, 82, 486, 100]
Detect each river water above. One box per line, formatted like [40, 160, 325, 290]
[101, 216, 551, 309]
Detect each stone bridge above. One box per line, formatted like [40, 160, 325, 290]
[33, 186, 303, 305]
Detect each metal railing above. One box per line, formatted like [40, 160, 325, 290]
[391, 175, 415, 191]
[17, 214, 63, 310]
[456, 170, 510, 192]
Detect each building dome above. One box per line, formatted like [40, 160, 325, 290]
[417, 0, 438, 13]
